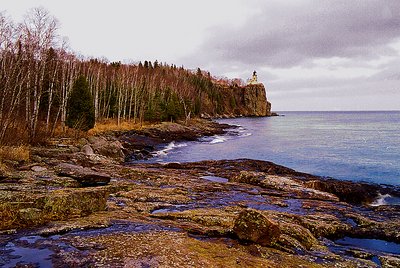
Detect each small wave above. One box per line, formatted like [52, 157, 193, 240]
[227, 125, 252, 138]
[370, 193, 391, 206]
[199, 135, 227, 144]
[198, 129, 251, 145]
[209, 135, 227, 144]
[153, 141, 187, 157]
[239, 132, 252, 137]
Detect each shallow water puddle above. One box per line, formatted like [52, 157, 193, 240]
[199, 191, 266, 208]
[344, 218, 358, 227]
[0, 221, 183, 267]
[19, 235, 42, 244]
[285, 199, 304, 213]
[335, 237, 400, 255]
[190, 190, 310, 215]
[247, 198, 308, 215]
[68, 221, 182, 236]
[151, 204, 188, 214]
[1, 238, 54, 268]
[327, 236, 400, 266]
[151, 191, 268, 213]
[200, 175, 229, 183]
[151, 207, 180, 214]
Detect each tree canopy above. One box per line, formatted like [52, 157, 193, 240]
[66, 76, 95, 131]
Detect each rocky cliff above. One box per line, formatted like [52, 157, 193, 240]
[213, 83, 271, 117]
[237, 83, 271, 116]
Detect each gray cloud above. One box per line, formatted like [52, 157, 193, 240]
[265, 64, 400, 111]
[270, 78, 400, 111]
[193, 0, 400, 68]
[370, 58, 400, 80]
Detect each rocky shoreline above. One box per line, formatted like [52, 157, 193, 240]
[1, 119, 399, 267]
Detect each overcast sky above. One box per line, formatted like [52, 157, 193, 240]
[1, 0, 400, 111]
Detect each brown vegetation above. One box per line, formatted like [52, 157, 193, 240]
[0, 145, 30, 171]
[88, 119, 143, 135]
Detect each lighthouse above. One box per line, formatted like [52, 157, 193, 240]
[247, 70, 259, 85]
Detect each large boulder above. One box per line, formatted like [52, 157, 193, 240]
[88, 136, 125, 160]
[81, 144, 94, 155]
[56, 163, 111, 186]
[233, 209, 280, 246]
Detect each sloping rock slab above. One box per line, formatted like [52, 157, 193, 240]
[56, 163, 111, 186]
[233, 209, 280, 246]
[305, 179, 380, 204]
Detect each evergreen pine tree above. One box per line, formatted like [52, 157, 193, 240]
[66, 76, 95, 131]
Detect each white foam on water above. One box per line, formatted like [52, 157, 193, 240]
[370, 193, 391, 206]
[153, 141, 187, 157]
[209, 135, 227, 144]
[227, 125, 252, 138]
[199, 135, 229, 144]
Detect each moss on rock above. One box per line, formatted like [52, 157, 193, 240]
[233, 209, 281, 247]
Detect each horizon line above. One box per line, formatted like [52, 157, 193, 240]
[274, 110, 400, 113]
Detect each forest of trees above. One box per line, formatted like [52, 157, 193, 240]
[0, 8, 246, 145]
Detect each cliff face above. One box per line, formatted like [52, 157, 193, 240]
[213, 83, 271, 117]
[238, 84, 271, 116]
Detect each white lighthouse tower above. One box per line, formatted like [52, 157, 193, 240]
[247, 70, 259, 85]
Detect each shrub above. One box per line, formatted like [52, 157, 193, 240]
[66, 76, 95, 131]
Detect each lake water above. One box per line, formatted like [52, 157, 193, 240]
[150, 111, 400, 187]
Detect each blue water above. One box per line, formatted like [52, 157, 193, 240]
[151, 111, 400, 186]
[335, 237, 400, 255]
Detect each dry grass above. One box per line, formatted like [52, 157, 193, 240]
[88, 119, 148, 135]
[0, 145, 30, 163]
[0, 161, 8, 173]
[42, 119, 158, 144]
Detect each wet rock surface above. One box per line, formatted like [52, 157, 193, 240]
[233, 209, 281, 246]
[1, 120, 399, 267]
